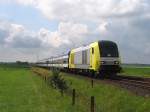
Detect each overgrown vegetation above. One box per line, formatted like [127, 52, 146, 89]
[47, 70, 68, 95]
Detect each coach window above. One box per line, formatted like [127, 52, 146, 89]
[92, 48, 94, 54]
[63, 60, 66, 63]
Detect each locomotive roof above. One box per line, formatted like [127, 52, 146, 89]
[98, 40, 117, 45]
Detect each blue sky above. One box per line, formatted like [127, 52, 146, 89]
[0, 2, 58, 31]
[0, 0, 150, 64]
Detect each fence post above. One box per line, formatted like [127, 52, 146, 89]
[91, 96, 95, 112]
[91, 80, 94, 88]
[44, 76, 46, 82]
[72, 89, 75, 105]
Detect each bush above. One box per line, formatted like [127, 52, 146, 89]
[48, 70, 68, 95]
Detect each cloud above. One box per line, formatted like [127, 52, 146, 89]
[14, 0, 36, 5]
[0, 21, 41, 48]
[38, 28, 70, 48]
[95, 21, 109, 34]
[10, 0, 149, 22]
[0, 29, 9, 44]
[0, 20, 91, 61]
[98, 17, 150, 64]
[1, 17, 150, 63]
[58, 22, 89, 44]
[0, 20, 90, 48]
[0, 0, 150, 64]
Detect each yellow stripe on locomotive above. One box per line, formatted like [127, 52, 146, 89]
[69, 41, 100, 72]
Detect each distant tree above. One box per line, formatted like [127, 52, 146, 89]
[16, 61, 29, 65]
[16, 61, 21, 64]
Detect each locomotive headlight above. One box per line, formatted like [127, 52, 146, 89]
[114, 61, 119, 64]
[101, 61, 105, 64]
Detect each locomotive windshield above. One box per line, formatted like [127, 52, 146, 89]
[99, 41, 119, 57]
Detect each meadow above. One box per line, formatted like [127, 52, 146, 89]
[0, 66, 78, 112]
[121, 66, 150, 77]
[0, 65, 150, 112]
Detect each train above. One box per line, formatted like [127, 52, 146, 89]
[36, 40, 121, 78]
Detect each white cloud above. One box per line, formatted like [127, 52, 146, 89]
[58, 22, 89, 42]
[38, 22, 89, 48]
[38, 28, 70, 48]
[1, 22, 38, 48]
[0, 20, 90, 61]
[112, 0, 141, 14]
[0, 0, 150, 63]
[0, 20, 89, 49]
[11, 0, 149, 22]
[15, 0, 36, 5]
[5, 23, 25, 43]
[95, 21, 109, 34]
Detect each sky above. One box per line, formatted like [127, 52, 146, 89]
[0, 0, 150, 64]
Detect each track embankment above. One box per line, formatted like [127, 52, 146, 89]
[64, 72, 150, 97]
[107, 75, 150, 97]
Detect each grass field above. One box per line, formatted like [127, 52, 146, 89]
[0, 66, 82, 112]
[121, 67, 150, 77]
[0, 65, 150, 112]
[61, 72, 150, 112]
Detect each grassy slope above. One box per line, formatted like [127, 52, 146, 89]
[121, 67, 150, 77]
[61, 72, 150, 112]
[0, 66, 150, 112]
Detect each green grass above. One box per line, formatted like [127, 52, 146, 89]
[0, 63, 29, 68]
[0, 67, 85, 112]
[0, 65, 150, 112]
[61, 72, 150, 112]
[121, 67, 150, 77]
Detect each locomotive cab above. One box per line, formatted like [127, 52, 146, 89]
[98, 41, 121, 73]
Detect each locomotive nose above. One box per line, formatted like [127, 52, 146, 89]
[100, 57, 120, 65]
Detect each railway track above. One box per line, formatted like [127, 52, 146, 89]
[65, 71, 150, 97]
[106, 75, 150, 97]
[62, 70, 150, 97]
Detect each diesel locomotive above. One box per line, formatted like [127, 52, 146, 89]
[36, 40, 121, 77]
